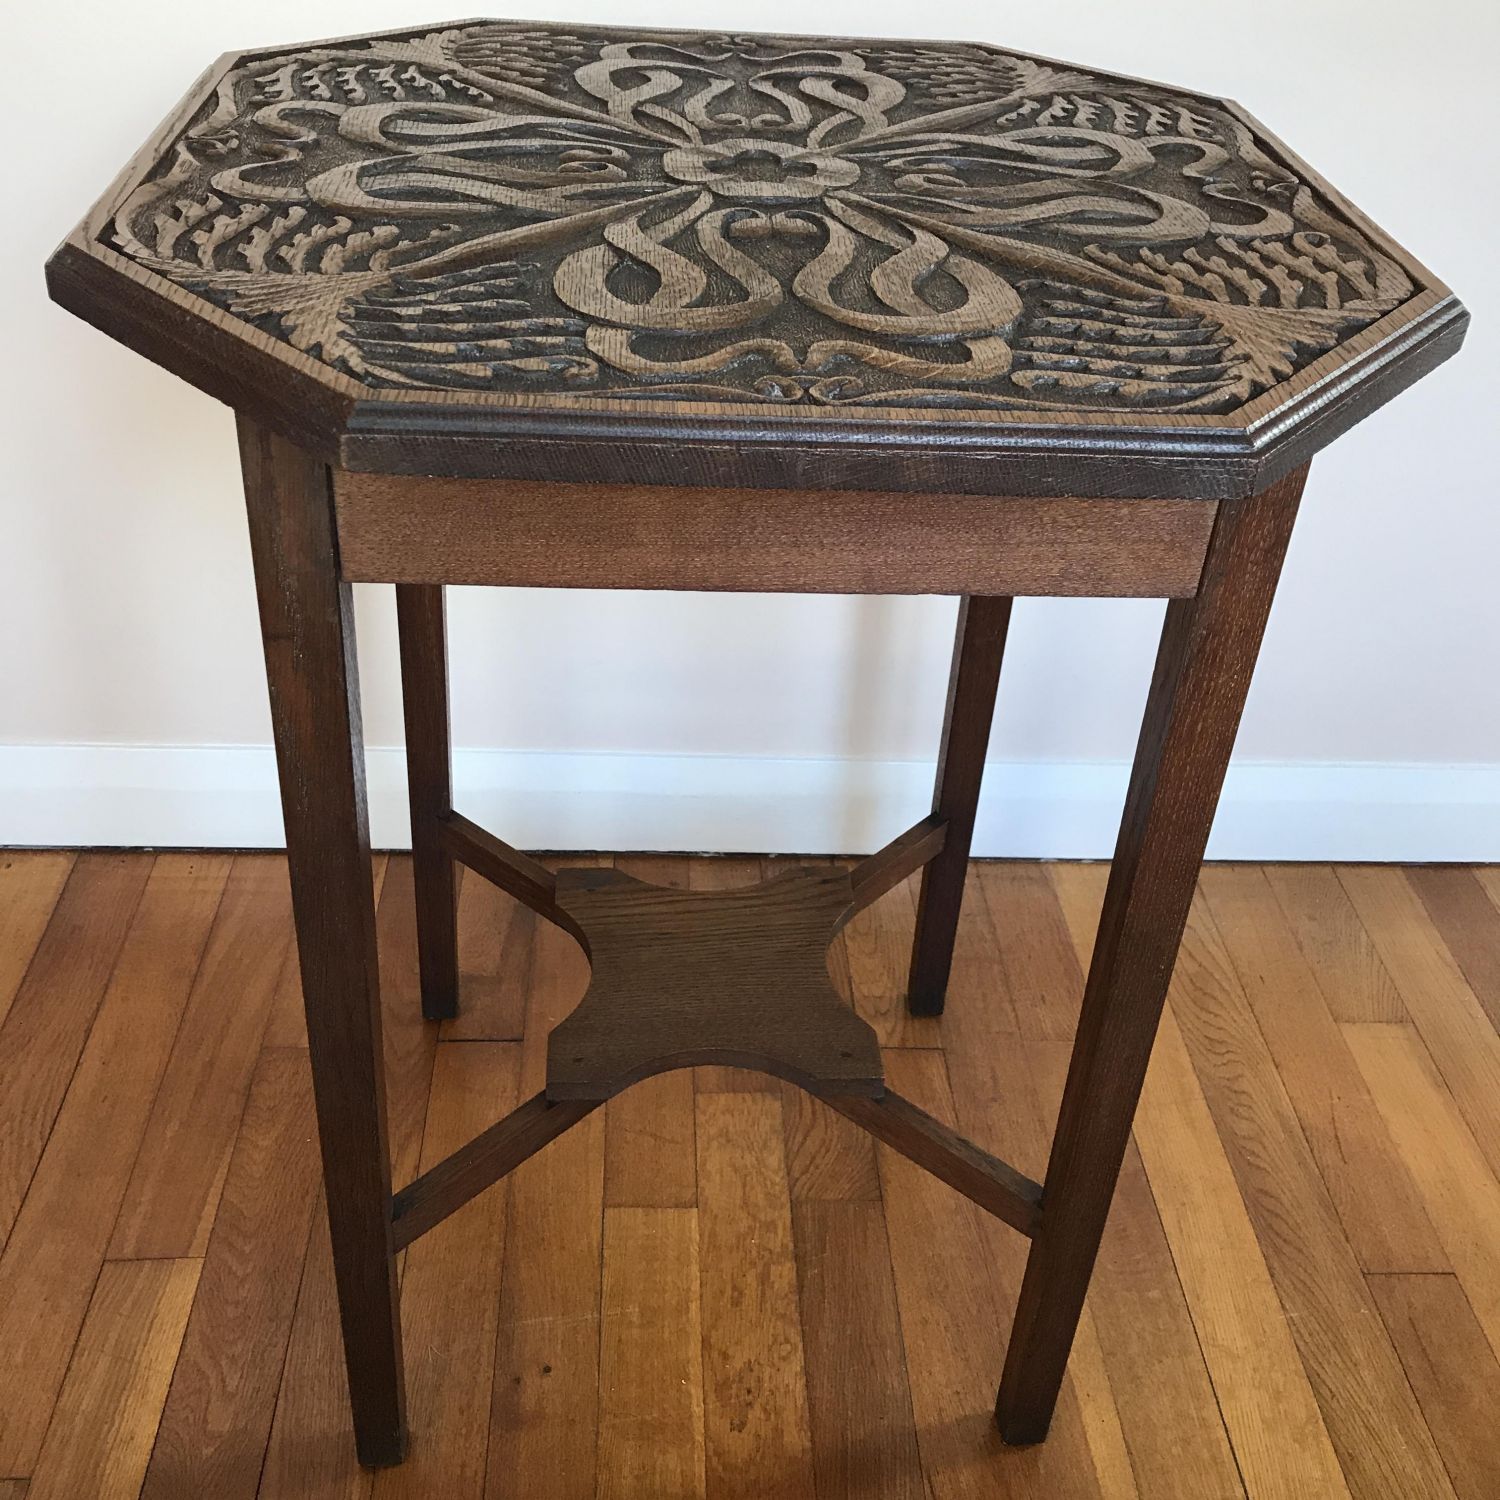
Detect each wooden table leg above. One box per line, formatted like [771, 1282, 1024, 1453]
[995, 466, 1307, 1443]
[238, 416, 408, 1467]
[397, 583, 459, 1020]
[908, 595, 1012, 1015]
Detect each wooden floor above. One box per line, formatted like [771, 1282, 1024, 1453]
[1, 852, 1499, 1499]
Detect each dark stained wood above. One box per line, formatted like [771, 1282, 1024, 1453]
[908, 595, 1011, 1015]
[390, 1092, 599, 1251]
[444, 866, 534, 1042]
[0, 853, 150, 1240]
[437, 811, 574, 934]
[847, 815, 947, 913]
[829, 1089, 1042, 1237]
[546, 866, 882, 1099]
[395, 585, 458, 1022]
[997, 463, 1308, 1444]
[238, 414, 406, 1467]
[336, 474, 1218, 596]
[48, 22, 1466, 499]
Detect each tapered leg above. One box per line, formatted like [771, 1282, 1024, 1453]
[995, 466, 1308, 1443]
[908, 595, 1012, 1015]
[396, 584, 459, 1020]
[238, 416, 407, 1467]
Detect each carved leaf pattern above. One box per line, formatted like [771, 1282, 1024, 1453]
[106, 22, 1418, 411]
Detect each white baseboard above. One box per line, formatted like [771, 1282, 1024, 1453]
[0, 743, 1497, 860]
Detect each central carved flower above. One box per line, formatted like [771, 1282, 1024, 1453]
[662, 139, 860, 203]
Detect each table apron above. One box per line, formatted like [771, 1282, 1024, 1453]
[332, 472, 1216, 598]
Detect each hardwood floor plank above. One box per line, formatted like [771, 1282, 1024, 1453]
[26, 1259, 199, 1500]
[1200, 865, 1446, 1273]
[441, 864, 533, 1042]
[0, 850, 73, 1032]
[1134, 1003, 1350, 1499]
[1165, 894, 1454, 1500]
[985, 865, 1241, 1499]
[842, 870, 940, 1047]
[605, 1072, 697, 1208]
[1368, 1273, 1500, 1500]
[1337, 867, 1500, 1182]
[1407, 866, 1500, 1034]
[375, 857, 442, 1194]
[0, 853, 151, 1239]
[879, 1047, 1104, 1499]
[110, 855, 294, 1257]
[485, 883, 604, 1500]
[140, 1047, 322, 1500]
[779, 1083, 882, 1202]
[697, 1090, 815, 1499]
[0, 854, 230, 1473]
[261, 856, 389, 1050]
[1262, 865, 1406, 1023]
[0, 1481, 26, 1498]
[373, 1042, 521, 1499]
[792, 1199, 926, 1500]
[598, 1206, 706, 1500]
[257, 1194, 372, 1500]
[1344, 1024, 1500, 1363]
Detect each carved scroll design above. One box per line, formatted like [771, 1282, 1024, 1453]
[106, 23, 1419, 412]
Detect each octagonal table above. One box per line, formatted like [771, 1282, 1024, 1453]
[47, 18, 1467, 1471]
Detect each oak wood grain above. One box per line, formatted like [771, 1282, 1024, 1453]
[141, 1048, 322, 1500]
[1407, 866, 1500, 1034]
[1200, 864, 1447, 1273]
[0, 855, 229, 1474]
[485, 889, 604, 1500]
[110, 855, 293, 1258]
[334, 475, 1217, 597]
[696, 1091, 816, 1500]
[879, 1048, 1104, 1500]
[793, 1200, 927, 1500]
[1344, 1024, 1500, 1365]
[0, 851, 74, 1033]
[598, 1207, 707, 1500]
[992, 864, 1244, 1498]
[1168, 900, 1455, 1500]
[1262, 865, 1406, 1024]
[372, 1043, 521, 1500]
[26, 1260, 200, 1500]
[0, 854, 151, 1239]
[1368, 1273, 1500, 1500]
[1337, 868, 1500, 1183]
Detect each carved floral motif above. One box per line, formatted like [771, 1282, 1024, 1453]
[107, 23, 1418, 411]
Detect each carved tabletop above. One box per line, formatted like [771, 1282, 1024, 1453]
[49, 20, 1466, 495]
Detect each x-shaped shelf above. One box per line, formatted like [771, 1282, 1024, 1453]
[388, 810, 1043, 1250]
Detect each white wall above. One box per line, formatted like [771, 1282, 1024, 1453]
[2, 1, 1496, 856]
